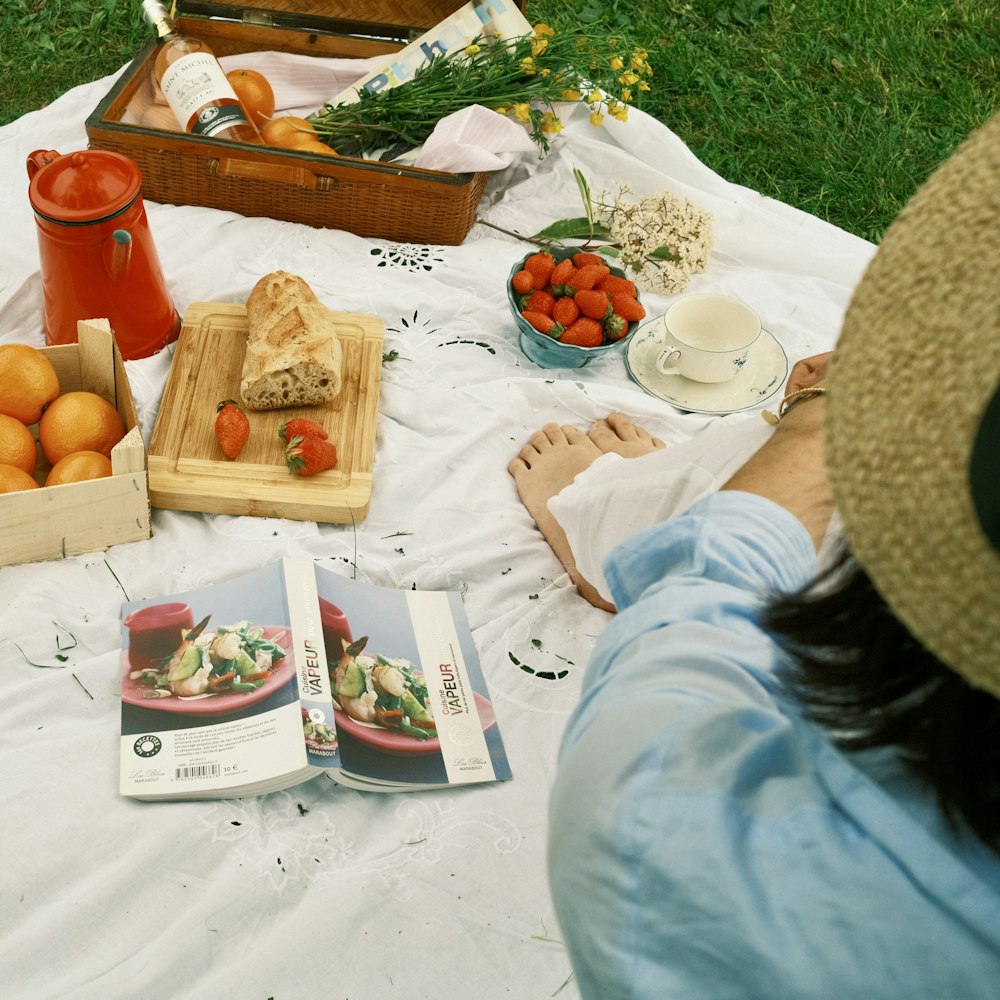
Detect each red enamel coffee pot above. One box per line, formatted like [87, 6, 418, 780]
[26, 148, 180, 361]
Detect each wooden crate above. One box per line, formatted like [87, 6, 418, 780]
[0, 321, 150, 567]
[84, 1, 524, 245]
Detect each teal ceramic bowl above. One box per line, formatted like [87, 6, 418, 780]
[507, 247, 641, 369]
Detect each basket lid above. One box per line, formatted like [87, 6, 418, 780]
[175, 1, 497, 35]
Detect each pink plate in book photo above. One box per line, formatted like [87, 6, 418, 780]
[121, 626, 295, 718]
[334, 691, 496, 757]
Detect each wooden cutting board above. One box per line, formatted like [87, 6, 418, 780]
[147, 301, 383, 523]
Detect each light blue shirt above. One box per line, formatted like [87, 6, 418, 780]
[549, 492, 1000, 999]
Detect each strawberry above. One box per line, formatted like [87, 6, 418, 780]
[214, 399, 249, 460]
[552, 295, 580, 327]
[549, 258, 576, 296]
[523, 251, 556, 286]
[604, 312, 630, 341]
[522, 311, 561, 337]
[598, 273, 639, 298]
[572, 251, 605, 268]
[278, 417, 328, 444]
[560, 317, 604, 348]
[511, 269, 535, 295]
[285, 434, 338, 477]
[610, 292, 647, 322]
[523, 289, 556, 317]
[573, 288, 611, 320]
[569, 264, 612, 292]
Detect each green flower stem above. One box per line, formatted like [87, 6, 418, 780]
[307, 29, 647, 156]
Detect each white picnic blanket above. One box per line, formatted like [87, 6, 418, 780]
[0, 59, 874, 1000]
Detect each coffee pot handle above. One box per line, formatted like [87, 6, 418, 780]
[26, 149, 62, 180]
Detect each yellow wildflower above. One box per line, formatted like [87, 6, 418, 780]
[611, 106, 629, 122]
[513, 103, 532, 123]
[533, 22, 555, 37]
[620, 71, 640, 86]
[589, 109, 605, 127]
[631, 53, 647, 71]
[520, 56, 536, 75]
[587, 90, 602, 104]
[621, 88, 633, 103]
[540, 68, 551, 77]
[540, 111, 563, 134]
[494, 106, 508, 115]
[531, 37, 548, 57]
[562, 89, 583, 101]
[639, 81, 651, 92]
[610, 56, 624, 71]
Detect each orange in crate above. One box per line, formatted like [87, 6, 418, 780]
[0, 414, 39, 475]
[0, 344, 60, 424]
[39, 391, 126, 465]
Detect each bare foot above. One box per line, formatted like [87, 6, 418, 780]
[588, 412, 667, 458]
[508, 415, 666, 613]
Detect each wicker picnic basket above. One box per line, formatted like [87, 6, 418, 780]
[85, 1, 524, 244]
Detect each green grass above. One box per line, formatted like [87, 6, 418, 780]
[3, 0, 997, 242]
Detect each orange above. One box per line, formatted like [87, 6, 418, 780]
[0, 414, 38, 475]
[38, 391, 125, 465]
[0, 343, 60, 425]
[261, 115, 316, 148]
[226, 68, 275, 130]
[292, 138, 340, 157]
[0, 463, 39, 493]
[45, 449, 113, 486]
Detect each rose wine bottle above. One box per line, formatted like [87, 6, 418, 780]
[141, 0, 263, 143]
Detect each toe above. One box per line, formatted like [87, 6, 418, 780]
[531, 422, 568, 451]
[631, 423, 667, 449]
[517, 442, 540, 466]
[605, 412, 638, 439]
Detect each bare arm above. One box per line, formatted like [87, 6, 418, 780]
[722, 389, 832, 550]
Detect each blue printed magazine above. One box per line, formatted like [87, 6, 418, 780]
[119, 559, 511, 799]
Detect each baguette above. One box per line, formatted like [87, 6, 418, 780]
[239, 271, 343, 411]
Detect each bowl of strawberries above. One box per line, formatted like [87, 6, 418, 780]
[507, 247, 646, 368]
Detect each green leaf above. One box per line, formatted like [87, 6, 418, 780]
[645, 246, 678, 260]
[530, 218, 613, 241]
[573, 168, 595, 227]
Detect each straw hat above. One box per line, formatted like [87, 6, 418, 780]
[826, 111, 1000, 698]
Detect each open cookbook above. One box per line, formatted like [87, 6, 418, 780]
[119, 559, 511, 799]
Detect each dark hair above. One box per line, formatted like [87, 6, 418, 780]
[763, 547, 1000, 851]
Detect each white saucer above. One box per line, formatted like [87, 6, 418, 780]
[625, 317, 788, 414]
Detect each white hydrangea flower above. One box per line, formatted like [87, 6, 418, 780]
[596, 186, 714, 294]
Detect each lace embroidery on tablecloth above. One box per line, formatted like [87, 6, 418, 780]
[370, 244, 446, 272]
[384, 308, 499, 357]
[203, 788, 522, 893]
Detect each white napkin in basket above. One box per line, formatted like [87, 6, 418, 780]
[408, 105, 537, 172]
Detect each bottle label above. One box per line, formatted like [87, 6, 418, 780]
[160, 52, 249, 136]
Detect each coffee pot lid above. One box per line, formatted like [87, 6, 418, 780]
[28, 149, 142, 224]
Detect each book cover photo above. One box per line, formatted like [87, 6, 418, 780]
[119, 559, 331, 799]
[315, 563, 512, 792]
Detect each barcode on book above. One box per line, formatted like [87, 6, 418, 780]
[175, 763, 220, 780]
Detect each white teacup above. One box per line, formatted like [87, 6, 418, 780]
[655, 294, 761, 383]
